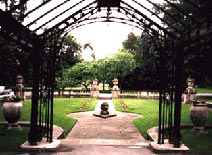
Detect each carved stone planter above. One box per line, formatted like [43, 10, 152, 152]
[101, 102, 109, 115]
[2, 101, 22, 127]
[190, 102, 208, 133]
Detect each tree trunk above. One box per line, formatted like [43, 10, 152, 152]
[103, 81, 105, 91]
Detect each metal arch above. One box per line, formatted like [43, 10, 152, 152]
[4, 0, 183, 37]
[52, 7, 160, 38]
[18, 0, 52, 21]
[63, 18, 153, 38]
[1, 0, 211, 148]
[52, 3, 182, 146]
[41, 8, 99, 39]
[4, 0, 203, 39]
[40, 1, 171, 40]
[0, 9, 38, 48]
[5, 0, 205, 33]
[42, 6, 162, 42]
[40, 0, 98, 36]
[33, 0, 95, 33]
[31, 1, 179, 37]
[144, 0, 190, 31]
[120, 1, 173, 37]
[66, 17, 143, 33]
[25, 0, 73, 28]
[130, 0, 189, 33]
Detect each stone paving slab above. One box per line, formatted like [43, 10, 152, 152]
[65, 111, 146, 145]
[20, 124, 64, 151]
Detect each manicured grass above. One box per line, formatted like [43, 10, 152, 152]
[0, 126, 29, 151]
[113, 99, 159, 138]
[53, 98, 97, 137]
[181, 129, 212, 154]
[113, 98, 212, 154]
[0, 98, 97, 150]
[1, 97, 212, 154]
[196, 88, 212, 94]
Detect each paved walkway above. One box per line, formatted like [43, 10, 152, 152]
[55, 98, 183, 155]
[57, 98, 157, 155]
[4, 97, 189, 155]
[66, 98, 145, 143]
[63, 111, 146, 145]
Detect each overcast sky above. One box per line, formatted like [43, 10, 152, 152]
[71, 22, 141, 61]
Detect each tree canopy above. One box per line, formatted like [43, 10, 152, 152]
[121, 32, 159, 90]
[157, 0, 212, 87]
[57, 51, 136, 90]
[0, 0, 29, 86]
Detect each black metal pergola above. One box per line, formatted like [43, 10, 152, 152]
[0, 0, 211, 148]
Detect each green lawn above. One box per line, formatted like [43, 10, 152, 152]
[113, 98, 212, 154]
[113, 99, 159, 138]
[0, 98, 97, 150]
[196, 88, 212, 94]
[0, 126, 29, 151]
[1, 98, 212, 153]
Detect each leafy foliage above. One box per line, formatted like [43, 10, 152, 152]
[0, 36, 33, 86]
[58, 51, 136, 90]
[157, 0, 212, 87]
[122, 32, 159, 90]
[57, 61, 96, 90]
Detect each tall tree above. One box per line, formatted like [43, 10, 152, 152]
[105, 50, 136, 90]
[96, 58, 111, 90]
[156, 0, 212, 87]
[83, 42, 95, 61]
[122, 32, 158, 90]
[0, 0, 28, 86]
[55, 34, 82, 89]
[58, 34, 82, 70]
[58, 61, 96, 90]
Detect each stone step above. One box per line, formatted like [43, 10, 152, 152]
[61, 138, 149, 146]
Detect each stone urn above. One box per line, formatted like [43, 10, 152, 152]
[2, 99, 22, 127]
[183, 77, 196, 104]
[190, 101, 208, 132]
[101, 102, 109, 115]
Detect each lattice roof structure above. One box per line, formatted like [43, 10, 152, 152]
[0, 0, 212, 149]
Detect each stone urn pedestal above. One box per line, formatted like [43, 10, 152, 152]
[112, 78, 120, 98]
[2, 101, 22, 129]
[183, 78, 196, 104]
[90, 79, 99, 98]
[190, 101, 208, 134]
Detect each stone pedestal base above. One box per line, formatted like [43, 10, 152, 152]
[150, 141, 189, 154]
[112, 90, 120, 98]
[183, 93, 196, 104]
[100, 110, 109, 115]
[21, 139, 61, 151]
[5, 123, 21, 130]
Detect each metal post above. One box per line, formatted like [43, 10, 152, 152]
[28, 36, 41, 145]
[173, 42, 184, 148]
